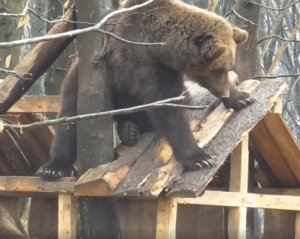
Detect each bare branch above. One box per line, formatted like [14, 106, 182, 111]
[245, 0, 300, 11]
[231, 8, 257, 25]
[0, 68, 31, 78]
[0, 0, 166, 48]
[2, 95, 208, 130]
[252, 73, 300, 79]
[258, 35, 300, 45]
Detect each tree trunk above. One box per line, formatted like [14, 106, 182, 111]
[75, 0, 121, 238]
[230, 0, 261, 82]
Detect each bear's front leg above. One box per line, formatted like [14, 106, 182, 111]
[221, 82, 256, 110]
[149, 108, 215, 171]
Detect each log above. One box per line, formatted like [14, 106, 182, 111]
[0, 10, 75, 114]
[74, 134, 156, 196]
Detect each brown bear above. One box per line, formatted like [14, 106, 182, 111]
[36, 0, 255, 178]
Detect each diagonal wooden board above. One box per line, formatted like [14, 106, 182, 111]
[169, 78, 286, 196]
[74, 78, 286, 197]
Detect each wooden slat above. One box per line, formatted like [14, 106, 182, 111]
[58, 193, 77, 239]
[155, 198, 177, 239]
[176, 191, 300, 211]
[228, 134, 249, 239]
[0, 176, 75, 196]
[170, 78, 286, 196]
[8, 96, 60, 113]
[263, 113, 300, 181]
[74, 134, 156, 196]
[250, 120, 298, 186]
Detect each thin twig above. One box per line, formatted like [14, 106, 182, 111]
[0, 0, 166, 48]
[231, 8, 257, 25]
[252, 73, 300, 79]
[245, 0, 299, 11]
[258, 35, 300, 45]
[2, 95, 208, 130]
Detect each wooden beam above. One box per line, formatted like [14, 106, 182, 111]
[176, 191, 300, 211]
[0, 176, 75, 196]
[8, 96, 60, 113]
[58, 193, 77, 239]
[0, 11, 75, 114]
[228, 134, 249, 239]
[156, 197, 177, 239]
[263, 113, 300, 182]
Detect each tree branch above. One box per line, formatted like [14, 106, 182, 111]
[252, 73, 300, 79]
[0, 0, 166, 48]
[2, 95, 208, 130]
[258, 35, 300, 45]
[245, 0, 299, 11]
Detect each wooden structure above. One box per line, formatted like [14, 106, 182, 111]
[0, 8, 299, 239]
[0, 75, 300, 239]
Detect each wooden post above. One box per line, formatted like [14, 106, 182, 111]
[228, 134, 249, 239]
[156, 197, 178, 239]
[75, 0, 120, 238]
[58, 193, 77, 239]
[295, 212, 300, 239]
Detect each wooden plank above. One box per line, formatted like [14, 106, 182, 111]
[74, 134, 156, 196]
[295, 212, 300, 239]
[229, 134, 249, 193]
[228, 134, 249, 239]
[194, 80, 260, 148]
[156, 198, 177, 239]
[251, 119, 298, 186]
[263, 113, 300, 181]
[0, 176, 75, 196]
[58, 193, 77, 239]
[170, 78, 286, 196]
[176, 191, 300, 211]
[8, 96, 60, 113]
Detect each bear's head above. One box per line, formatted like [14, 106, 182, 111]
[184, 25, 248, 97]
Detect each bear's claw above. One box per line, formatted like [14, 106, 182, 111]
[181, 148, 215, 171]
[35, 161, 70, 179]
[118, 120, 140, 146]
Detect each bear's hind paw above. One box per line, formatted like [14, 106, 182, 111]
[35, 162, 70, 179]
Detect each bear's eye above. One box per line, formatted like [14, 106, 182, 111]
[213, 69, 226, 74]
[193, 35, 213, 48]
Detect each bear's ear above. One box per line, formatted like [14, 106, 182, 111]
[233, 27, 248, 44]
[194, 35, 226, 60]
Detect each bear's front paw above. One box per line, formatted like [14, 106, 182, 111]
[35, 161, 71, 179]
[222, 92, 256, 110]
[117, 120, 140, 146]
[181, 148, 215, 171]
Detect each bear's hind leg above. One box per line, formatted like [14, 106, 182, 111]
[36, 59, 79, 179]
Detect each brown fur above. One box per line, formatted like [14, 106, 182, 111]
[37, 0, 254, 178]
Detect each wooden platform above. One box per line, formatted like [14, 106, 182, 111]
[73, 78, 291, 197]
